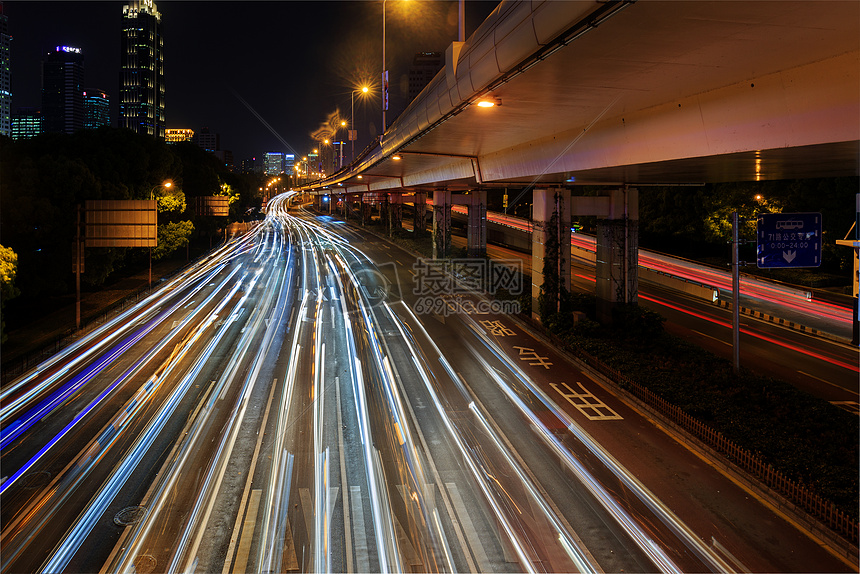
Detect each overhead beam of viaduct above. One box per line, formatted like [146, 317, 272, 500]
[300, 0, 859, 322]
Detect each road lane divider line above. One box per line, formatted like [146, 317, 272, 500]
[300, 487, 314, 541]
[232, 489, 262, 574]
[711, 537, 751, 574]
[692, 329, 731, 346]
[282, 513, 300, 571]
[221, 377, 279, 574]
[444, 482, 493, 571]
[350, 486, 370, 573]
[334, 376, 354, 573]
[798, 370, 859, 396]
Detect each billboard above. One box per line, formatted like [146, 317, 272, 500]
[85, 200, 157, 247]
[194, 196, 230, 217]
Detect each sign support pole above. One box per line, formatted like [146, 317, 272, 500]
[76, 204, 82, 331]
[836, 193, 860, 346]
[732, 211, 740, 375]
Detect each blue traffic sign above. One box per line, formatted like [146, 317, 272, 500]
[757, 212, 822, 268]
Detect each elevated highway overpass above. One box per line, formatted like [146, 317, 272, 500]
[298, 0, 859, 322]
[302, 0, 858, 190]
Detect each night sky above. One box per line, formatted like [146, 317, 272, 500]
[5, 0, 499, 161]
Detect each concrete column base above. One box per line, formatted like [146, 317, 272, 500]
[413, 192, 426, 236]
[389, 193, 403, 236]
[432, 190, 452, 259]
[595, 217, 639, 323]
[531, 188, 571, 322]
[362, 200, 372, 226]
[466, 191, 487, 257]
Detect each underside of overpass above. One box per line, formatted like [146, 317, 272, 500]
[299, 0, 859, 320]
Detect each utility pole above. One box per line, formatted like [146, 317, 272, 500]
[75, 204, 83, 331]
[731, 211, 741, 374]
[836, 193, 860, 346]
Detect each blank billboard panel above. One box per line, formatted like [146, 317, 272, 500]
[85, 200, 157, 247]
[194, 196, 229, 217]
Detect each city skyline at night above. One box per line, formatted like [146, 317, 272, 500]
[3, 1, 498, 159]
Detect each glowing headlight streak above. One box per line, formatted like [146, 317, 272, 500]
[388, 303, 586, 573]
[330, 249, 452, 573]
[256, 250, 319, 573]
[39, 274, 248, 574]
[3, 219, 255, 505]
[2, 233, 247, 427]
[403, 340, 539, 573]
[104, 239, 292, 573]
[483, 361, 684, 573]
[462, 314, 735, 573]
[171, 257, 292, 572]
[0, 263, 243, 498]
[327, 251, 400, 574]
[313, 287, 329, 573]
[468, 400, 599, 572]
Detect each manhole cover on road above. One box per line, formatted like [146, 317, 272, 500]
[114, 505, 147, 526]
[133, 555, 157, 574]
[19, 471, 51, 489]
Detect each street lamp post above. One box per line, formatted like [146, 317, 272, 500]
[382, 0, 387, 135]
[339, 120, 346, 168]
[351, 86, 369, 161]
[149, 181, 172, 288]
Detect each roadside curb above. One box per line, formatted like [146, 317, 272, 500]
[712, 299, 852, 345]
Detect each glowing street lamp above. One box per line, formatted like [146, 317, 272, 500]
[339, 120, 347, 168]
[147, 180, 173, 287]
[352, 86, 369, 161]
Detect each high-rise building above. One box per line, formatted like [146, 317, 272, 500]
[264, 152, 285, 175]
[0, 2, 11, 137]
[11, 107, 41, 139]
[214, 149, 234, 172]
[119, 0, 164, 137]
[408, 52, 443, 102]
[42, 46, 84, 134]
[83, 89, 110, 129]
[239, 157, 258, 174]
[194, 127, 219, 153]
[165, 128, 194, 143]
[284, 154, 295, 175]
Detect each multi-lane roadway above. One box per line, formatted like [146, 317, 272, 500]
[0, 195, 854, 573]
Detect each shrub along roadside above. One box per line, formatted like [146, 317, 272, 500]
[539, 292, 858, 521]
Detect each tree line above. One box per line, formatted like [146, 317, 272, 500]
[0, 128, 265, 338]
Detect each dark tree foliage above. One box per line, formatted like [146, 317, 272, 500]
[637, 178, 858, 274]
[0, 129, 263, 303]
